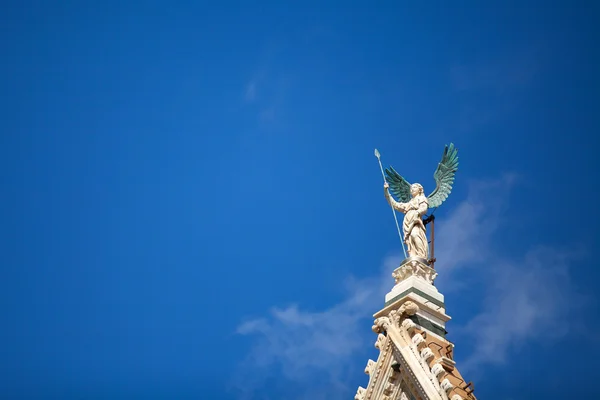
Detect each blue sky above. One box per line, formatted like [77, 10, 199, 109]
[1, 1, 599, 399]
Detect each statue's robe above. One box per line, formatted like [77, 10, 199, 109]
[385, 192, 429, 259]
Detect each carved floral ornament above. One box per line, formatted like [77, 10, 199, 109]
[364, 359, 376, 376]
[375, 333, 386, 350]
[372, 301, 419, 334]
[355, 386, 366, 400]
[392, 259, 438, 285]
[440, 378, 454, 393]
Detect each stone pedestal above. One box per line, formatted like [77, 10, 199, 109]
[378, 257, 449, 340]
[392, 257, 438, 286]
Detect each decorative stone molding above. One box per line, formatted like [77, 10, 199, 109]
[401, 318, 417, 334]
[431, 363, 445, 378]
[392, 257, 438, 285]
[399, 300, 419, 316]
[364, 336, 393, 400]
[451, 395, 464, 400]
[391, 343, 430, 400]
[375, 333, 386, 350]
[420, 347, 434, 362]
[372, 316, 391, 333]
[411, 333, 426, 349]
[440, 378, 454, 393]
[383, 383, 394, 395]
[364, 359, 376, 376]
[445, 342, 455, 360]
[388, 309, 401, 326]
[439, 356, 456, 372]
[385, 300, 420, 330]
[355, 386, 366, 400]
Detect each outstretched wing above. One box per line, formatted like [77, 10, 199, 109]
[385, 166, 411, 203]
[427, 143, 459, 209]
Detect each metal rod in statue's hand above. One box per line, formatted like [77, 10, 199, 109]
[374, 149, 407, 258]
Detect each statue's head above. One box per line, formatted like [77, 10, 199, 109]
[410, 183, 424, 197]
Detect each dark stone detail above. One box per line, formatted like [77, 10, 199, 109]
[400, 256, 430, 267]
[384, 287, 445, 309]
[408, 315, 446, 338]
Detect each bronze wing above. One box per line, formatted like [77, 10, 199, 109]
[385, 166, 412, 203]
[427, 143, 459, 209]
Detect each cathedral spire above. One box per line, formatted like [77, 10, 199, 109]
[358, 145, 476, 400]
[355, 259, 476, 400]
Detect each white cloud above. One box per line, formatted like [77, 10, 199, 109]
[233, 175, 585, 398]
[435, 175, 514, 274]
[231, 258, 400, 399]
[458, 246, 586, 373]
[432, 177, 584, 374]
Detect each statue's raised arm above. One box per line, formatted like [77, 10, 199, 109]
[383, 181, 408, 213]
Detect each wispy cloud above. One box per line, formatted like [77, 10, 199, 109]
[434, 177, 586, 374]
[242, 43, 289, 127]
[459, 246, 586, 372]
[233, 175, 587, 398]
[435, 174, 515, 279]
[242, 73, 288, 127]
[231, 259, 399, 399]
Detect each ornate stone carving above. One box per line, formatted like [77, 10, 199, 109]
[431, 363, 445, 378]
[364, 359, 376, 375]
[399, 300, 419, 316]
[375, 333, 386, 350]
[355, 386, 366, 400]
[383, 383, 394, 396]
[388, 309, 401, 326]
[364, 337, 393, 400]
[440, 378, 454, 392]
[411, 333, 426, 349]
[391, 344, 430, 400]
[378, 300, 420, 334]
[439, 356, 456, 372]
[392, 258, 438, 285]
[372, 316, 391, 333]
[420, 347, 434, 362]
[401, 318, 417, 334]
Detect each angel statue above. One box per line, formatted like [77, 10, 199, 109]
[382, 143, 458, 260]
